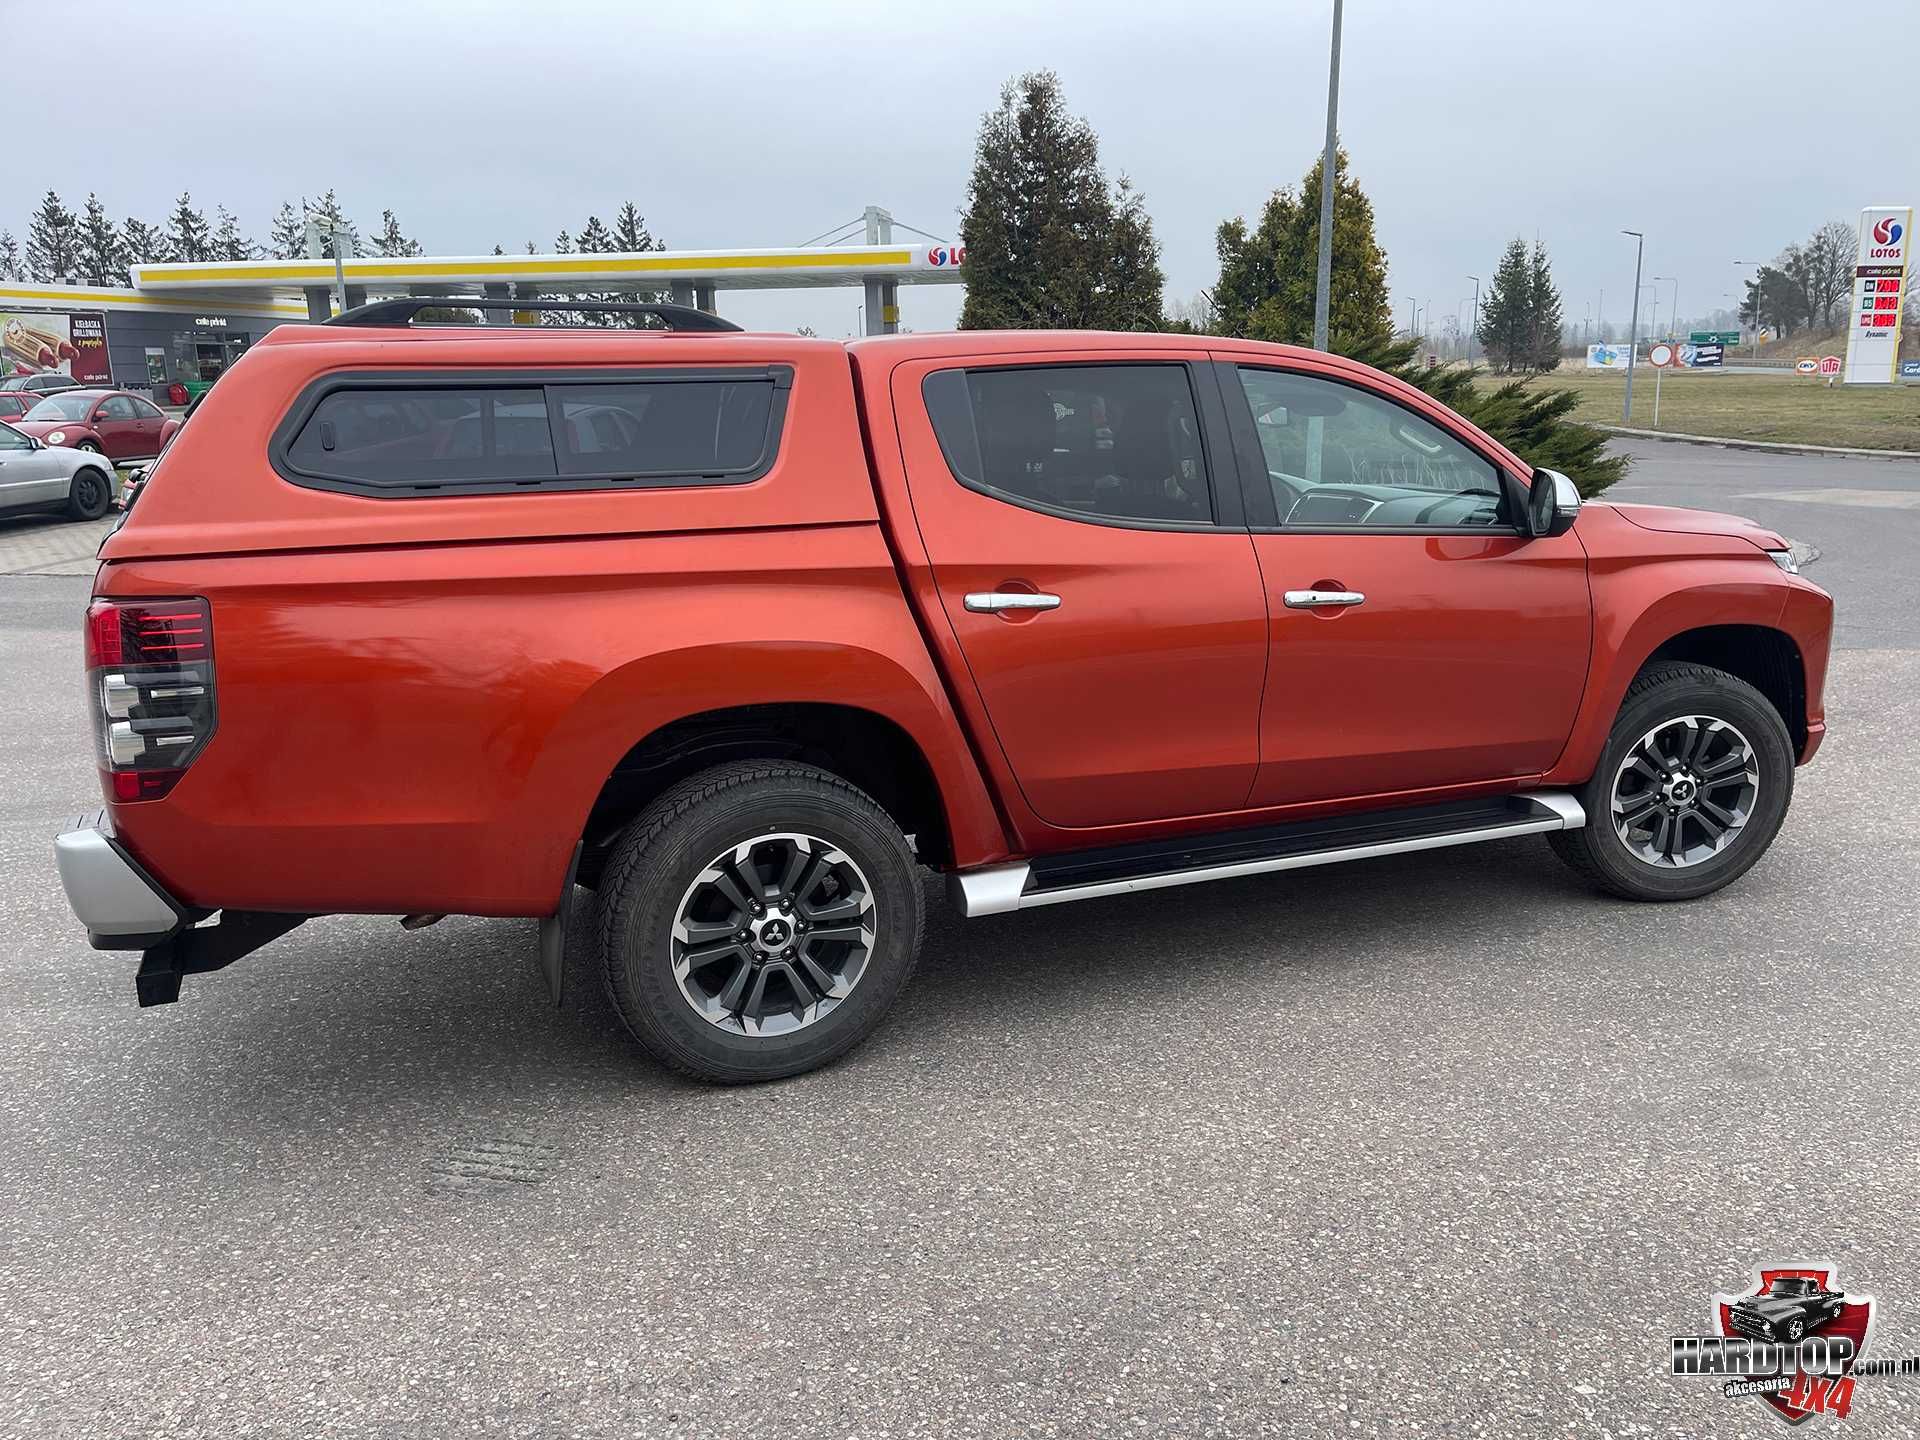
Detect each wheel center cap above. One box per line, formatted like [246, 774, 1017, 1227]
[1663, 773, 1699, 806]
[755, 917, 792, 950]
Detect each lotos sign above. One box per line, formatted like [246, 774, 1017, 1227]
[926, 245, 967, 268]
[1843, 205, 1912, 384]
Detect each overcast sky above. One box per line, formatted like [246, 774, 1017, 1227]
[9, 0, 1916, 339]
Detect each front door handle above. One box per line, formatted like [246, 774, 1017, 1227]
[1283, 589, 1366, 609]
[964, 591, 1063, 613]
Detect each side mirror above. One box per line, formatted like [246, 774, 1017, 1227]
[1525, 467, 1581, 538]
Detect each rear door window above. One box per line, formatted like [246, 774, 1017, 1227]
[923, 363, 1214, 525]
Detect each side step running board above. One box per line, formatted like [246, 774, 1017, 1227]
[948, 792, 1585, 918]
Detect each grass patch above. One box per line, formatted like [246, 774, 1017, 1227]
[1529, 367, 1919, 450]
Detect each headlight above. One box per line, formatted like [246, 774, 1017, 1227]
[46, 430, 66, 445]
[1766, 549, 1799, 575]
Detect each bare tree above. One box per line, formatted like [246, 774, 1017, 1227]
[1804, 220, 1857, 329]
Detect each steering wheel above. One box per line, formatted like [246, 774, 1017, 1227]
[1268, 470, 1306, 520]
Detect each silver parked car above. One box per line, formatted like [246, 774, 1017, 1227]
[0, 420, 116, 521]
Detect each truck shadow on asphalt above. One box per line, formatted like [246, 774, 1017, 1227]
[111, 834, 1643, 1109]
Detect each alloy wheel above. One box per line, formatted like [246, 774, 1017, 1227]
[1610, 715, 1759, 868]
[669, 832, 876, 1036]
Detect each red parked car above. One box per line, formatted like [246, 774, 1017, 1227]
[13, 388, 179, 463]
[0, 392, 39, 424]
[54, 298, 1832, 1083]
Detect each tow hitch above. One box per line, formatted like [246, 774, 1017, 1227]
[135, 912, 311, 1007]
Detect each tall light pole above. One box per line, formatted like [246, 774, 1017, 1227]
[1654, 276, 1679, 340]
[1311, 0, 1343, 351]
[1466, 274, 1480, 363]
[1622, 229, 1644, 423]
[1647, 284, 1661, 345]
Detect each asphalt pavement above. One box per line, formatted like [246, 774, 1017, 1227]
[3, 439, 1919, 1438]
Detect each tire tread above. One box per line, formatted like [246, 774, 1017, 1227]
[595, 760, 923, 1083]
[1548, 661, 1792, 901]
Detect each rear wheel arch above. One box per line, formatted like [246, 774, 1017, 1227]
[578, 701, 954, 885]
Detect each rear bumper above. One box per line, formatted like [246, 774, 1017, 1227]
[53, 810, 189, 950]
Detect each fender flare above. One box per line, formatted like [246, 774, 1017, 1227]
[1545, 567, 1791, 786]
[516, 638, 1010, 906]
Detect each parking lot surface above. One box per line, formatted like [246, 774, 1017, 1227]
[3, 440, 1918, 1438]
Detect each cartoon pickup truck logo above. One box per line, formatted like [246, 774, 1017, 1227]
[1725, 1275, 1848, 1343]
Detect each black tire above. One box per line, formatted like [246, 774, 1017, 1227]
[66, 466, 111, 520]
[74, 441, 102, 453]
[1784, 1317, 1806, 1343]
[597, 761, 925, 1083]
[1548, 661, 1795, 901]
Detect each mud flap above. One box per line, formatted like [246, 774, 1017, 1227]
[536, 842, 583, 1008]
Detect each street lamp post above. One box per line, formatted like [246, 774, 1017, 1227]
[1654, 276, 1679, 341]
[1311, 0, 1343, 352]
[1622, 230, 1644, 423]
[1466, 274, 1480, 364]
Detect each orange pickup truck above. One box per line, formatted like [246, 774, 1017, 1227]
[55, 299, 1832, 1082]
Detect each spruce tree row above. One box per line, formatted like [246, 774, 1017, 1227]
[0, 190, 665, 287]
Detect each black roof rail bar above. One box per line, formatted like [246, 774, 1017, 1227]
[323, 296, 744, 332]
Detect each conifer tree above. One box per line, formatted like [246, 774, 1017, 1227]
[1211, 146, 1392, 349]
[958, 71, 1163, 330]
[76, 194, 125, 286]
[24, 190, 79, 281]
[166, 192, 213, 264]
[1476, 238, 1532, 373]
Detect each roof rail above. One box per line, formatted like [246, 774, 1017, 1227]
[323, 296, 744, 332]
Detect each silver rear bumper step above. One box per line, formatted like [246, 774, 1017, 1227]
[949, 791, 1585, 918]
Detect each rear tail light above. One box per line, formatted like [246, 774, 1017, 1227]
[84, 597, 216, 802]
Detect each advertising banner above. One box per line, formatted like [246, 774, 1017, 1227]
[1586, 342, 1634, 369]
[1683, 343, 1724, 368]
[1843, 205, 1911, 385]
[1, 310, 111, 386]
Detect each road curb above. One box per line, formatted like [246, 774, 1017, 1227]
[1598, 425, 1920, 460]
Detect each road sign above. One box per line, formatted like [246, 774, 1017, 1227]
[1690, 330, 1740, 345]
[1819, 355, 1843, 377]
[1795, 357, 1821, 375]
[1647, 342, 1678, 368]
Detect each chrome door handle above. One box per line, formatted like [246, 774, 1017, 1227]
[1283, 589, 1366, 609]
[964, 591, 1062, 613]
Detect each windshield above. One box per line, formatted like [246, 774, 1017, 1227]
[1766, 1278, 1814, 1297]
[24, 394, 94, 422]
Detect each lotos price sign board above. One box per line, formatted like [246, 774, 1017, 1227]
[1842, 205, 1911, 384]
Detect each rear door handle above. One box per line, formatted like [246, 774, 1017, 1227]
[1283, 589, 1366, 609]
[964, 591, 1063, 613]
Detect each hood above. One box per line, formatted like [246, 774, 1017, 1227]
[1605, 501, 1787, 553]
